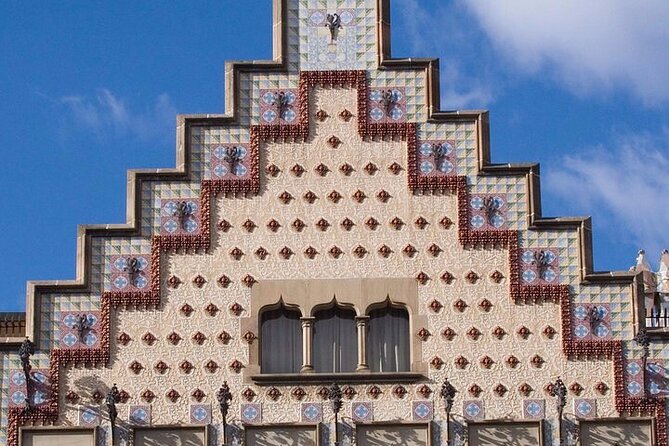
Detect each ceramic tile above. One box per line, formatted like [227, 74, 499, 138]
[412, 401, 433, 421]
[301, 402, 323, 423]
[352, 401, 373, 422]
[190, 404, 211, 424]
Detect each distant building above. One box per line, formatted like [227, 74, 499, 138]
[633, 249, 669, 329]
[0, 1, 666, 445]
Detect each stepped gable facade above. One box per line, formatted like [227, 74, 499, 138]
[0, 1, 666, 445]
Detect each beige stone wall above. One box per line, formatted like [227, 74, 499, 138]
[58, 87, 621, 444]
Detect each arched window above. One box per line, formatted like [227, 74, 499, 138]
[367, 304, 410, 372]
[260, 304, 302, 373]
[313, 305, 357, 373]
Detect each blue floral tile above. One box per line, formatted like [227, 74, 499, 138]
[625, 359, 644, 397]
[647, 360, 669, 396]
[8, 369, 51, 408]
[301, 402, 322, 423]
[469, 194, 508, 230]
[259, 90, 299, 125]
[574, 399, 597, 419]
[79, 406, 100, 426]
[463, 400, 484, 421]
[241, 403, 262, 424]
[129, 405, 151, 425]
[412, 401, 433, 421]
[210, 144, 251, 180]
[523, 399, 544, 419]
[571, 304, 611, 341]
[352, 402, 373, 423]
[520, 248, 560, 285]
[302, 8, 362, 70]
[110, 255, 151, 292]
[59, 311, 101, 349]
[368, 88, 406, 124]
[416, 139, 458, 177]
[190, 404, 211, 424]
[160, 199, 200, 236]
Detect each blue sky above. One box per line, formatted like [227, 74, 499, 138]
[1, 0, 668, 312]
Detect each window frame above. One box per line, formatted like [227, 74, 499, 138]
[259, 301, 303, 374]
[19, 426, 99, 446]
[577, 417, 656, 446]
[244, 423, 321, 446]
[355, 422, 432, 446]
[131, 425, 210, 446]
[467, 420, 544, 446]
[243, 278, 427, 384]
[311, 303, 358, 373]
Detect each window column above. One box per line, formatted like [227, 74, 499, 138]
[300, 317, 315, 373]
[355, 316, 370, 372]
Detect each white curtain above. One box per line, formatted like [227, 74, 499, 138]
[313, 306, 357, 373]
[366, 305, 410, 372]
[261, 305, 302, 373]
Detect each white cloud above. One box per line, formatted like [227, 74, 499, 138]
[545, 131, 669, 258]
[464, 0, 669, 105]
[60, 89, 176, 142]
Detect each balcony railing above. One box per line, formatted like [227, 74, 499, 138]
[646, 307, 669, 329]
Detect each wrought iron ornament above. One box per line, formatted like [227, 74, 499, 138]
[481, 196, 501, 226]
[441, 378, 458, 443]
[550, 377, 567, 445]
[271, 91, 292, 120]
[633, 327, 651, 394]
[217, 382, 233, 444]
[380, 89, 398, 115]
[328, 383, 343, 445]
[18, 337, 35, 411]
[105, 383, 120, 446]
[173, 201, 193, 230]
[325, 13, 342, 42]
[532, 250, 551, 280]
[124, 256, 141, 287]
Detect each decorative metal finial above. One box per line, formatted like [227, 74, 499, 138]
[634, 327, 651, 352]
[634, 327, 651, 395]
[173, 201, 192, 230]
[440, 378, 457, 415]
[328, 382, 343, 415]
[380, 89, 397, 115]
[19, 337, 35, 410]
[223, 146, 244, 168]
[550, 377, 567, 445]
[325, 13, 342, 42]
[440, 378, 457, 442]
[19, 336, 34, 376]
[586, 305, 602, 329]
[124, 256, 141, 287]
[105, 383, 120, 446]
[430, 143, 449, 172]
[217, 382, 233, 444]
[328, 383, 343, 445]
[550, 377, 567, 411]
[271, 91, 291, 120]
[72, 314, 92, 342]
[481, 196, 501, 226]
[533, 250, 551, 280]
